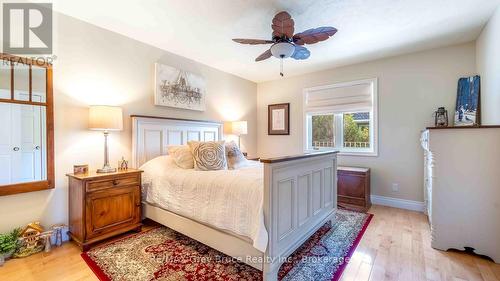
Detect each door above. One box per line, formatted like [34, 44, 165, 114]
[12, 101, 43, 183]
[85, 186, 140, 239]
[0, 98, 43, 184]
[0, 103, 12, 184]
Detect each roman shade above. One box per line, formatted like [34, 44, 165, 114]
[304, 81, 374, 113]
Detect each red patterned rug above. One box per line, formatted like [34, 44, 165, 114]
[82, 209, 372, 281]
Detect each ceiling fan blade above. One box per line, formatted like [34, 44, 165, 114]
[271, 11, 294, 38]
[255, 49, 272, 62]
[293, 26, 337, 45]
[232, 38, 274, 45]
[292, 45, 310, 60]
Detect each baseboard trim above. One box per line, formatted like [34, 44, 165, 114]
[371, 195, 425, 212]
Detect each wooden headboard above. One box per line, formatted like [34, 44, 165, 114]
[131, 115, 223, 168]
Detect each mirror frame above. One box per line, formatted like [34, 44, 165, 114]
[0, 53, 54, 196]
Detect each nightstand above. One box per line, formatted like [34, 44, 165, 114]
[67, 169, 143, 251]
[242, 152, 260, 161]
[337, 166, 371, 212]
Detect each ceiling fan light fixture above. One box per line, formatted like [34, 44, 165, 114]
[270, 42, 295, 59]
[232, 11, 337, 76]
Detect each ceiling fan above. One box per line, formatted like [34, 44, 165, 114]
[233, 11, 337, 77]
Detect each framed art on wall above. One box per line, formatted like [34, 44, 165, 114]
[268, 103, 290, 135]
[454, 75, 480, 126]
[154, 63, 206, 111]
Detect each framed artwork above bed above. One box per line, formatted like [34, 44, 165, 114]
[268, 103, 290, 135]
[154, 63, 206, 111]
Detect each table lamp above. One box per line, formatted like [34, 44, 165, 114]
[224, 121, 247, 148]
[89, 105, 123, 173]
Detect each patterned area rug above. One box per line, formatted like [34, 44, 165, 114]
[82, 209, 372, 281]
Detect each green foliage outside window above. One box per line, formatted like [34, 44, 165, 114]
[343, 114, 369, 144]
[312, 115, 334, 146]
[311, 113, 370, 148]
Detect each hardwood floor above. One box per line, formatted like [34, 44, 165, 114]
[1, 205, 498, 281]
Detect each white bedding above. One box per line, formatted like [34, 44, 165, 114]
[140, 155, 268, 252]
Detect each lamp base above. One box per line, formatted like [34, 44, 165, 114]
[96, 166, 117, 173]
[97, 131, 116, 173]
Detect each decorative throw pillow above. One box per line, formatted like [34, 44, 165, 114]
[225, 141, 248, 169]
[167, 145, 194, 169]
[188, 141, 227, 171]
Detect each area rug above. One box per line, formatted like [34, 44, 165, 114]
[81, 209, 372, 281]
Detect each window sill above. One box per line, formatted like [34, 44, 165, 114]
[338, 151, 378, 157]
[305, 149, 378, 157]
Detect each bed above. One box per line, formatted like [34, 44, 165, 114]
[132, 115, 338, 280]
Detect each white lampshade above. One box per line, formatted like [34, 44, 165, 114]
[232, 121, 248, 135]
[88, 105, 123, 131]
[224, 121, 247, 136]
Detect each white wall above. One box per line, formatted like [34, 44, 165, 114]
[476, 6, 500, 125]
[257, 43, 476, 202]
[0, 11, 492, 233]
[0, 13, 257, 233]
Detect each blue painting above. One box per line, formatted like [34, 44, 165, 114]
[454, 75, 480, 126]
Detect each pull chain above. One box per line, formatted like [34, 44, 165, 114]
[280, 55, 284, 77]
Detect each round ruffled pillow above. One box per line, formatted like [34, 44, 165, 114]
[188, 141, 227, 171]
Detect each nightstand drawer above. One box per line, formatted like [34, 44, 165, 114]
[86, 175, 139, 192]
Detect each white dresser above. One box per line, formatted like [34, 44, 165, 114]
[421, 128, 500, 263]
[420, 130, 432, 222]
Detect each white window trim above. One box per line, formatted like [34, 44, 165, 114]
[302, 78, 379, 157]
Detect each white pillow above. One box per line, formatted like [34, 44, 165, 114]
[225, 141, 248, 169]
[167, 145, 194, 169]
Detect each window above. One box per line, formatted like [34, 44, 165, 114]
[304, 78, 378, 156]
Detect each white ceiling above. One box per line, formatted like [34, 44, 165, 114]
[53, 0, 500, 82]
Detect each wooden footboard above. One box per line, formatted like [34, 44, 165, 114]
[261, 151, 338, 280]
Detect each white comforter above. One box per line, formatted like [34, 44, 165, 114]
[140, 156, 268, 252]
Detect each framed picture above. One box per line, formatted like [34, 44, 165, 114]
[268, 103, 290, 135]
[73, 164, 88, 175]
[454, 75, 480, 126]
[154, 63, 206, 111]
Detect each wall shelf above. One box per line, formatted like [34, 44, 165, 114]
[426, 125, 500, 130]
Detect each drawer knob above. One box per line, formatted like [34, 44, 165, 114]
[112, 180, 118, 185]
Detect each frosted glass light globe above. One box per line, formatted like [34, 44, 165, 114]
[270, 42, 295, 59]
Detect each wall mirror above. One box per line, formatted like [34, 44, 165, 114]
[0, 54, 54, 196]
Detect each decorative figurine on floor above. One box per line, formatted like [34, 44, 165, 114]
[39, 231, 54, 253]
[50, 224, 67, 247]
[14, 222, 45, 258]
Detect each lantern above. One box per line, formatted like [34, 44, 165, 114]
[434, 107, 448, 127]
